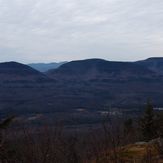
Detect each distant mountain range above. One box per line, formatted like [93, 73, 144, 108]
[28, 62, 67, 72]
[1, 57, 163, 118]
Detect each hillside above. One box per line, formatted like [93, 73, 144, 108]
[0, 61, 49, 82]
[1, 59, 163, 119]
[0, 62, 53, 116]
[45, 59, 163, 111]
[136, 57, 163, 75]
[47, 59, 158, 81]
[90, 141, 163, 163]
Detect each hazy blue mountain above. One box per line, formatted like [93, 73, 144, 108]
[28, 62, 67, 72]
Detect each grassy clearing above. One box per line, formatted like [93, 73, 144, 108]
[90, 143, 163, 163]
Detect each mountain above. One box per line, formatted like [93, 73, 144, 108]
[136, 57, 163, 75]
[0, 61, 54, 117]
[28, 62, 67, 72]
[0, 61, 49, 82]
[47, 59, 158, 81]
[1, 59, 163, 120]
[46, 59, 163, 110]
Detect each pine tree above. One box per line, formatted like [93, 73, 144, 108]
[124, 118, 133, 136]
[140, 101, 156, 141]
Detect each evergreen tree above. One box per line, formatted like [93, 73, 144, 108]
[124, 118, 133, 136]
[140, 101, 156, 141]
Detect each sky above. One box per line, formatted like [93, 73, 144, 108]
[0, 0, 163, 63]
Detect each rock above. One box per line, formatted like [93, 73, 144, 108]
[134, 141, 147, 145]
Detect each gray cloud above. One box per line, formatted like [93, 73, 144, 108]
[0, 0, 163, 63]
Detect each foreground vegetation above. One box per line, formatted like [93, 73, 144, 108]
[0, 102, 163, 163]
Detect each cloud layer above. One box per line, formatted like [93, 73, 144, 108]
[0, 0, 163, 63]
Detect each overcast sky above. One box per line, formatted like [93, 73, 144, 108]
[0, 0, 163, 63]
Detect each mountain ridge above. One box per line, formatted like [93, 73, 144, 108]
[47, 58, 159, 81]
[0, 61, 50, 82]
[136, 57, 163, 75]
[1, 58, 163, 116]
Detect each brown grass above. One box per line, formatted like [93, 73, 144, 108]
[90, 143, 163, 163]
